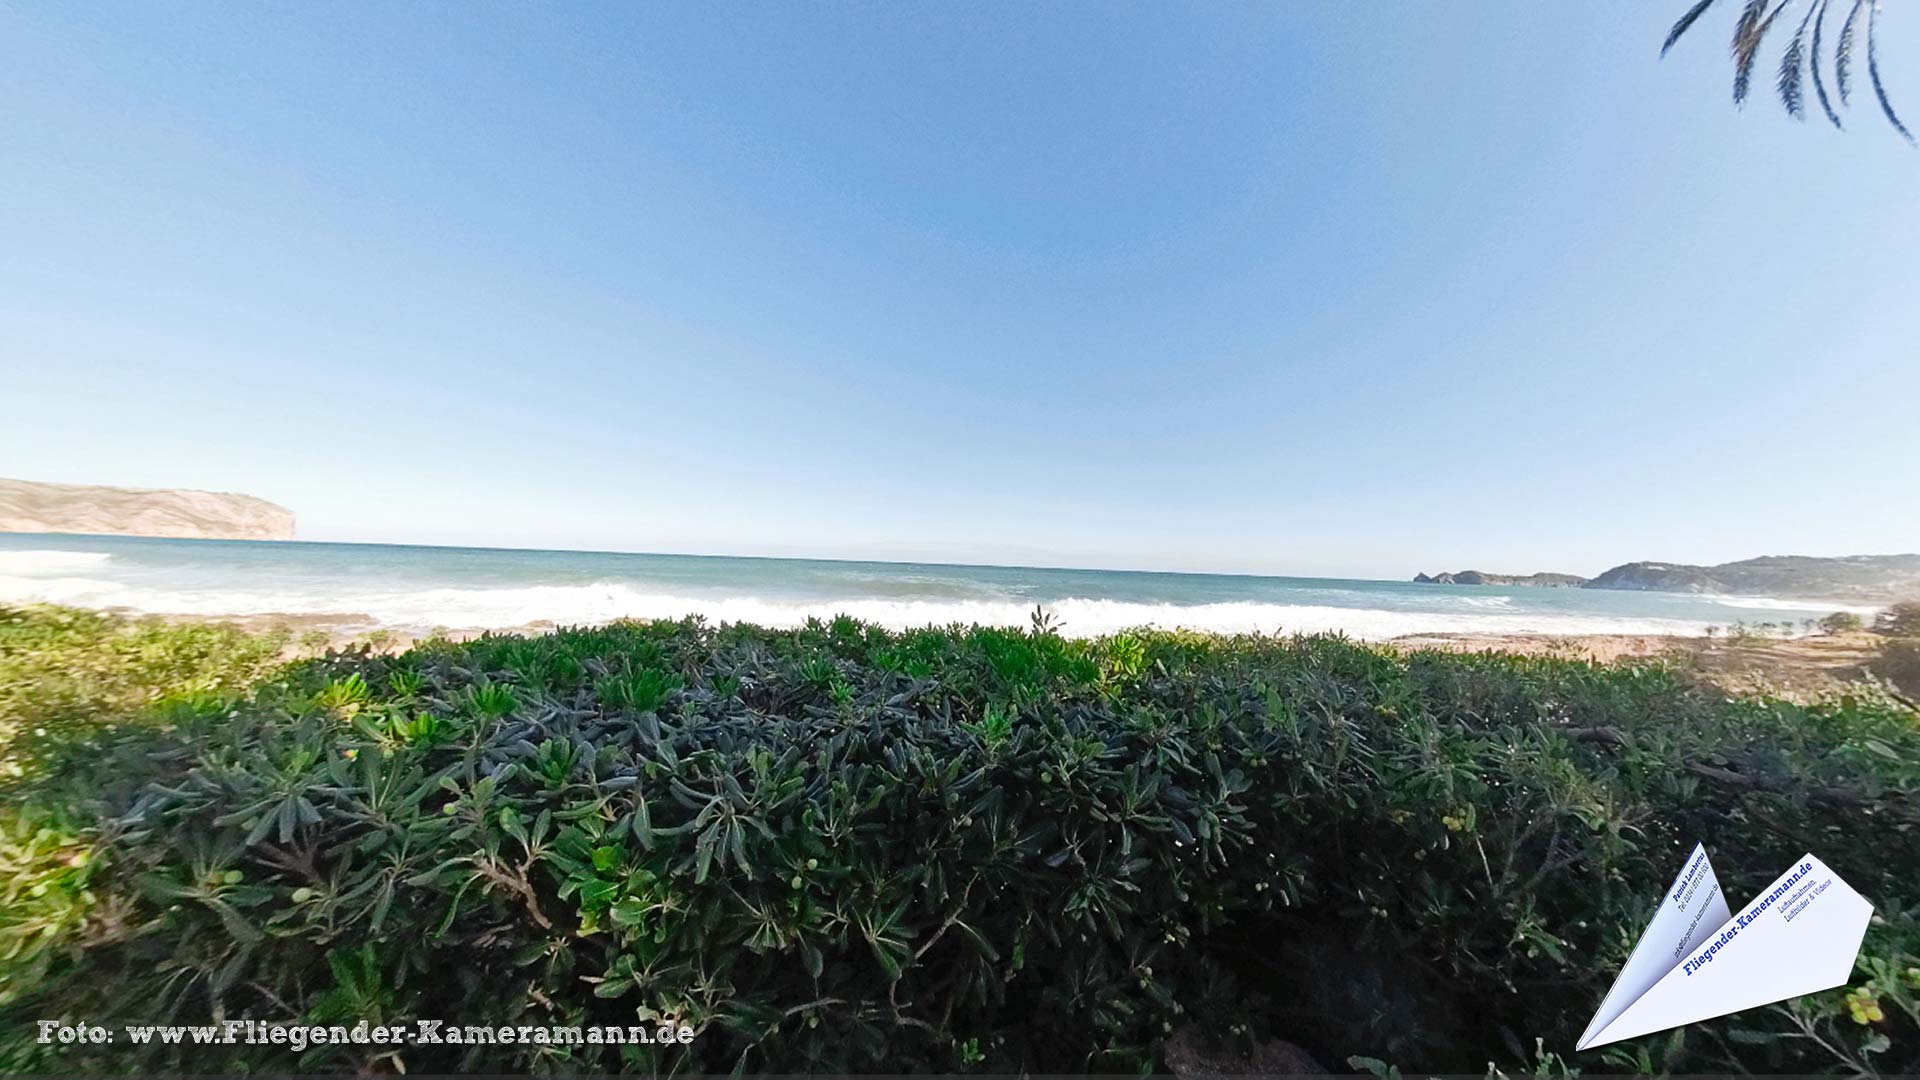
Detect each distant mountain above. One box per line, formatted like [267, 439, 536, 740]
[1414, 570, 1588, 587]
[0, 478, 294, 541]
[1583, 555, 1920, 604]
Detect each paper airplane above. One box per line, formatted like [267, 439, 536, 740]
[1578, 843, 1873, 1050]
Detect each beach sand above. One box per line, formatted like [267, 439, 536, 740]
[1385, 629, 1886, 701]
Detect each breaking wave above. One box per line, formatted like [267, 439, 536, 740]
[1704, 595, 1880, 615]
[0, 550, 114, 573]
[0, 573, 1725, 640]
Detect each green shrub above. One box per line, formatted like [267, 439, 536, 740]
[1, 610, 1916, 1075]
[1820, 611, 1866, 635]
[0, 605, 288, 779]
[1871, 638, 1920, 696]
[1877, 602, 1920, 638]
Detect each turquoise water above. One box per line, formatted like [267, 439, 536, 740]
[0, 533, 1864, 638]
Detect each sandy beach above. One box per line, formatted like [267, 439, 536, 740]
[1385, 628, 1890, 701]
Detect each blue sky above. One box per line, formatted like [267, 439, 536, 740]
[3, 3, 1917, 578]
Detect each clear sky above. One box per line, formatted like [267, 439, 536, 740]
[3, 3, 1917, 579]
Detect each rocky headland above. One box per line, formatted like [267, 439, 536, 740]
[0, 478, 295, 541]
[1416, 553, 1920, 604]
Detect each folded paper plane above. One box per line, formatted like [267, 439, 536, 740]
[1577, 843, 1873, 1050]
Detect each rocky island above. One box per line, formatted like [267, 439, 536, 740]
[1413, 570, 1587, 587]
[0, 478, 295, 541]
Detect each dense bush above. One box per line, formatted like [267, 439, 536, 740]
[1868, 600, 1920, 696]
[2, 605, 1917, 1075]
[1877, 602, 1920, 638]
[1872, 639, 1920, 697]
[0, 605, 287, 778]
[1820, 611, 1865, 635]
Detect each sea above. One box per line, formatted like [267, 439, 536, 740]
[0, 533, 1874, 640]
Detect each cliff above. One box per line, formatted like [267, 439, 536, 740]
[0, 478, 295, 541]
[1584, 554, 1920, 603]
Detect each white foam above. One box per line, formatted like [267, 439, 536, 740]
[0, 573, 1724, 640]
[1457, 596, 1515, 608]
[0, 550, 113, 574]
[1704, 595, 1880, 615]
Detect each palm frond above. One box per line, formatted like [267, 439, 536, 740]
[1664, 0, 1726, 55]
[1867, 1, 1916, 142]
[1837, 0, 1868, 104]
[1778, 2, 1816, 117]
[1732, 0, 1789, 104]
[1810, 0, 1845, 127]
[1667, 0, 1908, 139]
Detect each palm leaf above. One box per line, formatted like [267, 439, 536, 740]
[1732, 0, 1789, 104]
[1837, 0, 1868, 104]
[1665, 0, 1908, 141]
[1665, 0, 1725, 55]
[1778, 2, 1816, 117]
[1867, 1, 1916, 142]
[1809, 0, 1845, 127]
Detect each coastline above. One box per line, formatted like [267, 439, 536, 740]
[3, 537, 1882, 643]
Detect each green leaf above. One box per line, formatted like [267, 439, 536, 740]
[631, 795, 653, 850]
[592, 977, 634, 998]
[609, 897, 649, 928]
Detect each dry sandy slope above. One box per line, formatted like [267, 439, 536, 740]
[0, 478, 295, 540]
[1387, 630, 1887, 701]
